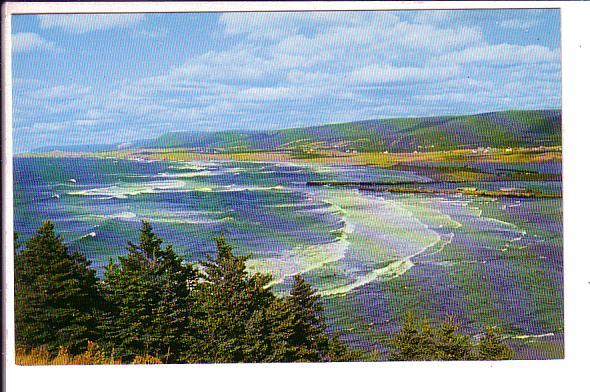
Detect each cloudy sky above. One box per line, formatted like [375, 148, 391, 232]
[11, 9, 560, 152]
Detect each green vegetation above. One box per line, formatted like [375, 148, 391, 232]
[307, 180, 561, 199]
[389, 312, 514, 361]
[131, 109, 560, 153]
[14, 221, 514, 364]
[24, 109, 561, 164]
[379, 186, 560, 199]
[100, 221, 194, 363]
[14, 222, 102, 354]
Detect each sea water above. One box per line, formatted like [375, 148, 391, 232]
[13, 157, 563, 358]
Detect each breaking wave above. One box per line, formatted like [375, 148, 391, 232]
[67, 180, 187, 199]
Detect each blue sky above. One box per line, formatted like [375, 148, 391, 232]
[11, 9, 560, 152]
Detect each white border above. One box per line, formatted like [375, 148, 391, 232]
[2, 2, 589, 392]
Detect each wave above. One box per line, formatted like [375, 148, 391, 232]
[157, 171, 218, 178]
[253, 189, 451, 296]
[321, 258, 414, 297]
[320, 231, 443, 297]
[250, 204, 353, 286]
[110, 211, 137, 220]
[79, 231, 96, 240]
[509, 332, 555, 340]
[211, 185, 286, 193]
[417, 232, 455, 260]
[67, 180, 186, 199]
[153, 216, 233, 225]
[169, 161, 218, 171]
[272, 202, 321, 209]
[50, 182, 78, 188]
[304, 189, 452, 296]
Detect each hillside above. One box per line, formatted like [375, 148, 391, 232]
[137, 109, 560, 153]
[31, 109, 561, 154]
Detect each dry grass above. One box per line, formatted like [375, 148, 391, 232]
[23, 146, 561, 166]
[16, 342, 162, 365]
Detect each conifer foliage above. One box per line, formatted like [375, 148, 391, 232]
[188, 235, 275, 362]
[188, 236, 346, 363]
[14, 221, 101, 354]
[388, 312, 514, 361]
[100, 220, 194, 363]
[14, 221, 515, 364]
[286, 274, 331, 361]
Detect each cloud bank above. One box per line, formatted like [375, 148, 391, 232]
[12, 10, 561, 152]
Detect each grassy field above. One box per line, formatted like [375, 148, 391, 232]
[22, 146, 561, 167]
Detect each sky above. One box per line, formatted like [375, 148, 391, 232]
[11, 9, 561, 152]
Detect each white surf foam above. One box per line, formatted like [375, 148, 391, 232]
[250, 211, 353, 287]
[157, 171, 218, 178]
[213, 185, 285, 193]
[80, 231, 96, 239]
[510, 332, 555, 340]
[67, 180, 186, 199]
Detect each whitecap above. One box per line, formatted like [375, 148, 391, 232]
[67, 180, 186, 199]
[80, 231, 96, 239]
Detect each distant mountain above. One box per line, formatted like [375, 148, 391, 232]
[31, 143, 120, 153]
[136, 109, 561, 153]
[33, 109, 561, 154]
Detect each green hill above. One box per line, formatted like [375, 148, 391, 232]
[138, 109, 560, 153]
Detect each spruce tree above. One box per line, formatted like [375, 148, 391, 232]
[189, 235, 275, 363]
[389, 312, 514, 361]
[14, 221, 101, 354]
[389, 313, 474, 361]
[286, 274, 331, 361]
[100, 220, 194, 363]
[476, 326, 514, 360]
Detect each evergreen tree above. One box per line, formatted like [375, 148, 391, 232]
[476, 326, 514, 360]
[389, 312, 514, 361]
[14, 221, 101, 354]
[388, 311, 429, 360]
[188, 235, 275, 363]
[100, 220, 194, 363]
[430, 318, 475, 360]
[286, 274, 331, 361]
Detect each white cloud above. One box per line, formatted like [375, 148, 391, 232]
[269, 17, 483, 69]
[411, 10, 456, 25]
[349, 65, 460, 84]
[434, 44, 560, 65]
[219, 12, 376, 40]
[500, 18, 540, 30]
[387, 23, 483, 53]
[30, 84, 91, 100]
[135, 28, 168, 39]
[38, 14, 145, 33]
[12, 32, 56, 53]
[170, 49, 271, 81]
[13, 11, 561, 152]
[237, 85, 326, 102]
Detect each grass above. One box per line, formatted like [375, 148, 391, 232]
[16, 341, 162, 365]
[22, 146, 562, 167]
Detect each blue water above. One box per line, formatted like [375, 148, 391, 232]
[13, 157, 563, 357]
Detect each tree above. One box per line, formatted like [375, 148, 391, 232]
[477, 326, 514, 360]
[188, 240, 353, 363]
[100, 220, 194, 363]
[285, 274, 331, 361]
[389, 312, 514, 361]
[188, 235, 275, 363]
[389, 311, 433, 361]
[14, 221, 102, 354]
[389, 313, 476, 361]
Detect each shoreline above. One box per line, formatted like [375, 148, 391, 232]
[17, 145, 562, 166]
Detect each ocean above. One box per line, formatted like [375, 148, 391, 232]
[13, 157, 563, 358]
